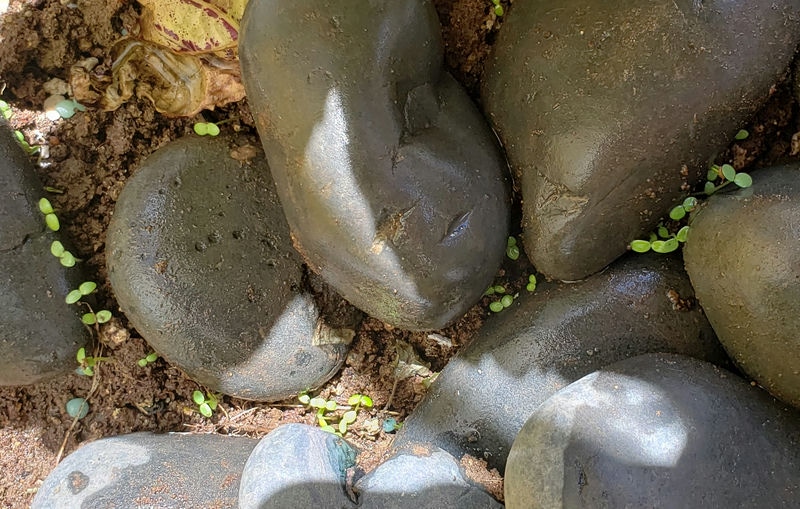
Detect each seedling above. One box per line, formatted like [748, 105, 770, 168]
[382, 417, 402, 433]
[76, 347, 108, 376]
[298, 392, 373, 436]
[193, 121, 220, 136]
[14, 130, 39, 155]
[192, 390, 219, 418]
[734, 129, 749, 141]
[50, 240, 78, 267]
[491, 0, 504, 16]
[38, 198, 59, 232]
[506, 236, 519, 260]
[137, 352, 159, 367]
[630, 224, 690, 254]
[0, 100, 12, 120]
[704, 163, 752, 195]
[526, 274, 537, 292]
[65, 281, 113, 325]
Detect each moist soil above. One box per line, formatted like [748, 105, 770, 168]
[0, 1, 798, 507]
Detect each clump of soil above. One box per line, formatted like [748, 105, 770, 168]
[0, 0, 507, 506]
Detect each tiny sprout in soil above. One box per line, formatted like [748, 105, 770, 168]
[76, 347, 108, 377]
[137, 352, 159, 367]
[38, 198, 59, 232]
[299, 392, 373, 436]
[704, 163, 752, 195]
[526, 274, 537, 292]
[192, 390, 219, 418]
[193, 122, 220, 137]
[506, 235, 519, 260]
[0, 100, 12, 120]
[491, 0, 504, 16]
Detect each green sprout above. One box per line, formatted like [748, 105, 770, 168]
[298, 392, 373, 436]
[137, 352, 159, 367]
[76, 347, 108, 376]
[192, 390, 219, 418]
[0, 100, 12, 120]
[50, 240, 78, 267]
[38, 198, 59, 231]
[65, 282, 112, 325]
[506, 235, 520, 260]
[193, 122, 220, 137]
[526, 274, 537, 292]
[704, 163, 752, 195]
[14, 130, 39, 155]
[491, 0, 504, 16]
[734, 129, 749, 141]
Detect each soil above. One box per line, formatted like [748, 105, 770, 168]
[0, 0, 509, 506]
[1, 1, 798, 507]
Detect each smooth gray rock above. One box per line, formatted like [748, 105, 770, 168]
[394, 254, 726, 472]
[684, 165, 800, 408]
[0, 123, 89, 385]
[355, 445, 502, 508]
[107, 135, 356, 401]
[482, 0, 800, 281]
[505, 353, 800, 508]
[239, 423, 356, 508]
[31, 432, 257, 508]
[240, 0, 510, 330]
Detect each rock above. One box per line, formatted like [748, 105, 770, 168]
[684, 165, 800, 408]
[482, 0, 800, 281]
[240, 0, 510, 330]
[355, 445, 503, 509]
[31, 432, 257, 508]
[505, 353, 800, 508]
[394, 254, 726, 472]
[0, 123, 90, 385]
[239, 423, 356, 508]
[106, 135, 357, 401]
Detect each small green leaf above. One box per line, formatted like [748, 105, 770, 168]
[82, 366, 93, 376]
[60, 252, 76, 267]
[657, 225, 671, 238]
[489, 301, 504, 313]
[325, 400, 338, 411]
[193, 122, 209, 136]
[66, 289, 82, 304]
[342, 410, 357, 424]
[81, 313, 97, 325]
[199, 402, 212, 417]
[734, 129, 749, 141]
[96, 310, 112, 323]
[707, 166, 720, 182]
[494, 4, 504, 16]
[298, 394, 311, 405]
[45, 213, 60, 231]
[146, 352, 158, 362]
[669, 206, 686, 221]
[721, 164, 736, 181]
[704, 181, 717, 195]
[207, 123, 220, 136]
[338, 419, 349, 435]
[347, 394, 361, 406]
[38, 198, 54, 215]
[529, 274, 537, 284]
[192, 390, 205, 405]
[310, 397, 327, 409]
[676, 226, 690, 243]
[207, 395, 218, 410]
[733, 172, 752, 188]
[630, 240, 651, 253]
[653, 238, 679, 253]
[317, 413, 328, 427]
[526, 282, 536, 292]
[76, 347, 86, 363]
[493, 285, 506, 294]
[507, 236, 516, 247]
[506, 244, 520, 260]
[50, 241, 65, 257]
[360, 395, 373, 407]
[682, 197, 698, 211]
[137, 358, 148, 367]
[500, 294, 514, 308]
[648, 232, 658, 243]
[483, 287, 495, 296]
[320, 425, 336, 434]
[78, 281, 97, 295]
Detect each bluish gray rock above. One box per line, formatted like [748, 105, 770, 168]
[0, 123, 90, 385]
[106, 135, 357, 401]
[684, 165, 800, 408]
[240, 0, 510, 330]
[394, 254, 726, 472]
[482, 0, 800, 281]
[239, 423, 356, 508]
[355, 445, 502, 509]
[505, 353, 800, 508]
[31, 432, 258, 508]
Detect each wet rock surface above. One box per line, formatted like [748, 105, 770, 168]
[394, 254, 726, 472]
[684, 165, 800, 408]
[31, 432, 258, 508]
[482, 0, 800, 281]
[0, 124, 90, 385]
[239, 423, 356, 509]
[505, 353, 800, 508]
[240, 0, 510, 330]
[107, 135, 356, 401]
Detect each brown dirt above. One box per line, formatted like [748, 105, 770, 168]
[0, 0, 509, 507]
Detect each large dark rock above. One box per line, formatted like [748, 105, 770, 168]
[684, 165, 800, 408]
[482, 0, 800, 281]
[31, 432, 258, 508]
[355, 445, 502, 508]
[505, 353, 800, 508]
[107, 135, 357, 401]
[239, 424, 356, 509]
[240, 0, 510, 330]
[394, 254, 726, 472]
[0, 123, 90, 385]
